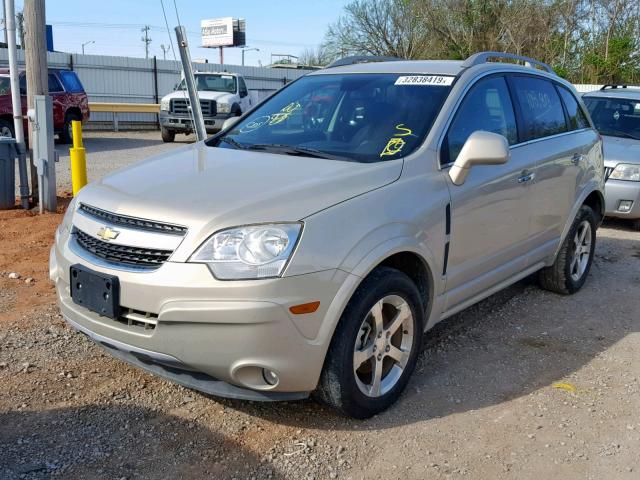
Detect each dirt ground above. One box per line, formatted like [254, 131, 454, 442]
[0, 199, 639, 479]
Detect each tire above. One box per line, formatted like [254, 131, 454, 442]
[631, 219, 640, 232]
[317, 266, 424, 418]
[59, 113, 80, 144]
[538, 205, 597, 295]
[161, 127, 175, 143]
[0, 118, 15, 139]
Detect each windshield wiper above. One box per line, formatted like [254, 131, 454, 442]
[218, 137, 246, 149]
[247, 143, 348, 160]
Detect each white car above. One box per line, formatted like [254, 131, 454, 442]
[159, 72, 253, 142]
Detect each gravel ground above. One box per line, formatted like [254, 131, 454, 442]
[2, 133, 640, 479]
[14, 130, 195, 195]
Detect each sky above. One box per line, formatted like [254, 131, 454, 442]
[12, 0, 351, 66]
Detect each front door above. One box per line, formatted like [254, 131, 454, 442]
[442, 75, 536, 310]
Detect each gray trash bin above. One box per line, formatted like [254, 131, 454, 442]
[0, 137, 17, 209]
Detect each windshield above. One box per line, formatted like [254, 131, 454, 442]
[177, 74, 237, 93]
[211, 73, 453, 162]
[583, 95, 640, 140]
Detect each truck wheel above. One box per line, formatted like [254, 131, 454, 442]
[161, 127, 175, 143]
[59, 113, 80, 144]
[0, 119, 15, 139]
[538, 205, 597, 295]
[317, 267, 424, 419]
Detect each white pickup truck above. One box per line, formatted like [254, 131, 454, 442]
[159, 72, 254, 142]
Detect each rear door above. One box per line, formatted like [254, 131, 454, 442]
[508, 76, 596, 260]
[443, 75, 536, 309]
[48, 73, 66, 129]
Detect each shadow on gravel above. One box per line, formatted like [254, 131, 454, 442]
[221, 233, 639, 430]
[55, 136, 164, 154]
[0, 405, 282, 480]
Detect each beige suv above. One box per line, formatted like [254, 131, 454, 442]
[51, 52, 604, 418]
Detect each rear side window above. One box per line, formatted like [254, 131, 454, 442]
[444, 76, 517, 164]
[511, 76, 567, 141]
[557, 86, 589, 130]
[48, 73, 64, 93]
[58, 71, 84, 93]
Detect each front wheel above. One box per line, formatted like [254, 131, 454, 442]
[538, 205, 597, 294]
[161, 127, 175, 143]
[317, 267, 424, 418]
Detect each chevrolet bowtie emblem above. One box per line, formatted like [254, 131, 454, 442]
[96, 226, 120, 241]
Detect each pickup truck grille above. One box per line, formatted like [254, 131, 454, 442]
[74, 229, 173, 268]
[170, 98, 217, 117]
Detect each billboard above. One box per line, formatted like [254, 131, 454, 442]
[201, 17, 246, 48]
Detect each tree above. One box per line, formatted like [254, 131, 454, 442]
[298, 46, 334, 67]
[323, 0, 432, 59]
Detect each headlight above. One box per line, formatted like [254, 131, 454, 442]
[217, 102, 231, 114]
[190, 223, 302, 279]
[609, 163, 640, 181]
[160, 98, 170, 111]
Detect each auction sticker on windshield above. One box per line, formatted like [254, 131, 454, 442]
[395, 75, 454, 86]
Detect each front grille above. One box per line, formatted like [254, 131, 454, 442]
[75, 229, 172, 268]
[604, 166, 614, 181]
[79, 203, 187, 236]
[170, 98, 216, 116]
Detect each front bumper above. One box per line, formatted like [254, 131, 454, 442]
[50, 233, 352, 398]
[159, 111, 229, 133]
[605, 179, 640, 219]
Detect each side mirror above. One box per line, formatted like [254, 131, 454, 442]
[449, 131, 509, 186]
[239, 89, 248, 98]
[222, 116, 240, 131]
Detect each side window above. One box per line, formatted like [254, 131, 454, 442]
[58, 71, 84, 93]
[511, 76, 567, 140]
[444, 76, 517, 164]
[19, 74, 26, 95]
[239, 77, 248, 97]
[48, 73, 64, 93]
[557, 85, 589, 130]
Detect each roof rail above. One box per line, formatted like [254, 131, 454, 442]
[462, 51, 555, 74]
[601, 84, 628, 90]
[326, 55, 403, 69]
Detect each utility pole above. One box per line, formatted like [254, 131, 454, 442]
[160, 43, 170, 60]
[5, 0, 29, 209]
[24, 0, 49, 204]
[175, 26, 205, 141]
[141, 25, 151, 59]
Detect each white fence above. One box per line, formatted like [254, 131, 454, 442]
[0, 49, 313, 129]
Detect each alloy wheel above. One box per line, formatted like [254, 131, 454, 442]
[570, 220, 592, 282]
[353, 295, 414, 397]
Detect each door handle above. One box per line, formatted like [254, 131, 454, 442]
[571, 153, 583, 164]
[517, 171, 535, 183]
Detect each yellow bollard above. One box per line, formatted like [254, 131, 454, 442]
[69, 120, 87, 195]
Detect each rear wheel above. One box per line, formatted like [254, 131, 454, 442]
[0, 119, 15, 139]
[317, 267, 424, 418]
[161, 127, 175, 143]
[538, 205, 597, 294]
[59, 112, 80, 144]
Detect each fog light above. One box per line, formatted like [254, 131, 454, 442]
[262, 369, 279, 386]
[618, 200, 633, 212]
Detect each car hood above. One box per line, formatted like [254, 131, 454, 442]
[162, 90, 235, 102]
[76, 142, 402, 244]
[602, 135, 640, 167]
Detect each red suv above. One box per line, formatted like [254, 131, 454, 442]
[0, 68, 90, 143]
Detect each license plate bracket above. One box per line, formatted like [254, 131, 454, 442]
[70, 264, 120, 319]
